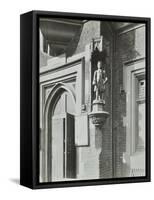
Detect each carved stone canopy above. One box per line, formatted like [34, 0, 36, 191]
[91, 37, 108, 67]
[91, 47, 107, 65]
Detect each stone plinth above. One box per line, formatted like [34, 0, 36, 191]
[84, 100, 109, 179]
[89, 100, 109, 127]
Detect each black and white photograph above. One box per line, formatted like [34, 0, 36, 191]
[39, 16, 148, 183]
[0, 0, 153, 197]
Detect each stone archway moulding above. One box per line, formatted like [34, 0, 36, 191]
[39, 58, 85, 182]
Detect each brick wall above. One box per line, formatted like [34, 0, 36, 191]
[112, 25, 145, 177]
[99, 23, 113, 178]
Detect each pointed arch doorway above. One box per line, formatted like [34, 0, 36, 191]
[46, 85, 76, 182]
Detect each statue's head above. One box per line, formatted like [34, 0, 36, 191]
[97, 61, 102, 69]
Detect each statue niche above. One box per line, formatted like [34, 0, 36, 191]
[91, 37, 108, 104]
[89, 37, 109, 127]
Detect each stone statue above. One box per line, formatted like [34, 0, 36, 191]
[92, 61, 108, 103]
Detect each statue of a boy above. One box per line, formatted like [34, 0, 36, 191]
[92, 61, 108, 102]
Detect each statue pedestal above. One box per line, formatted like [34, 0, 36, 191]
[89, 100, 109, 127]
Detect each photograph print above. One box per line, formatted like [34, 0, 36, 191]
[39, 17, 148, 183]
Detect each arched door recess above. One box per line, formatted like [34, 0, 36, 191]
[43, 83, 76, 182]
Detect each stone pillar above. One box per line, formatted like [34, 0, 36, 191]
[88, 100, 109, 178]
